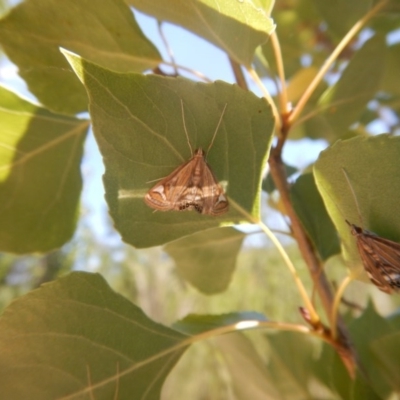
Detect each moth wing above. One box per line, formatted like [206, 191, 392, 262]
[144, 158, 197, 211]
[364, 235, 400, 291]
[355, 236, 393, 293]
[201, 161, 229, 216]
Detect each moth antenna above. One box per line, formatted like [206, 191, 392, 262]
[207, 103, 228, 155]
[341, 168, 364, 227]
[180, 99, 193, 155]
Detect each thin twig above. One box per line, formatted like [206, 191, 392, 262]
[247, 67, 281, 132]
[157, 21, 178, 76]
[270, 31, 289, 117]
[288, 0, 389, 126]
[228, 57, 248, 90]
[230, 198, 321, 325]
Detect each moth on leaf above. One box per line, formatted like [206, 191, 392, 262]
[145, 101, 229, 216]
[343, 169, 400, 294]
[346, 220, 400, 294]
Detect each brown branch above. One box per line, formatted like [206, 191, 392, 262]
[268, 145, 357, 376]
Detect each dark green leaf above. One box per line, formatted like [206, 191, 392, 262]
[0, 272, 188, 399]
[0, 86, 88, 253]
[291, 173, 340, 260]
[165, 227, 245, 294]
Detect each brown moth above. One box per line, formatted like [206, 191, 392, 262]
[144, 101, 229, 216]
[342, 169, 400, 294]
[346, 220, 400, 294]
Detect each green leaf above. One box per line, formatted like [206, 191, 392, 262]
[371, 333, 400, 392]
[317, 35, 386, 136]
[381, 43, 400, 97]
[266, 328, 381, 399]
[174, 312, 267, 335]
[0, 85, 88, 253]
[214, 332, 282, 399]
[0, 0, 161, 115]
[313, 135, 400, 282]
[313, 336, 381, 400]
[291, 173, 340, 260]
[313, 0, 372, 38]
[128, 0, 275, 66]
[63, 50, 275, 248]
[348, 302, 396, 398]
[164, 227, 245, 294]
[266, 332, 329, 398]
[0, 272, 188, 399]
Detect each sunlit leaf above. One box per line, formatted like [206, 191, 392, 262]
[64, 50, 275, 248]
[0, 272, 188, 399]
[0, 85, 88, 253]
[0, 0, 161, 114]
[128, 0, 275, 66]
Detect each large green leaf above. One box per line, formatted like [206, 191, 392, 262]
[291, 173, 340, 261]
[0, 85, 88, 253]
[0, 272, 188, 399]
[165, 227, 245, 294]
[0, 0, 161, 115]
[128, 0, 275, 66]
[313, 135, 400, 283]
[63, 50, 275, 248]
[317, 35, 386, 136]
